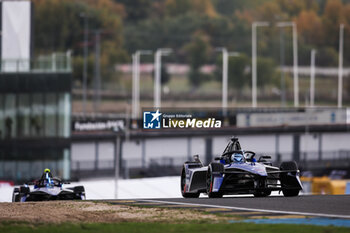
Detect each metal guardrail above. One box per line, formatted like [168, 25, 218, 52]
[71, 160, 114, 170]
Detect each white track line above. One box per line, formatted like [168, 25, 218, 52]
[138, 199, 350, 219]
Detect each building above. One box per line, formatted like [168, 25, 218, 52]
[0, 53, 72, 182]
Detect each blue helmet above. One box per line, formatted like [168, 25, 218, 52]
[232, 153, 244, 163]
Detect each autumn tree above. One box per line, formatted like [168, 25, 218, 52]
[296, 10, 323, 46]
[165, 0, 216, 17]
[322, 0, 345, 47]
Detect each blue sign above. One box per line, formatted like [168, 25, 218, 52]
[143, 110, 162, 129]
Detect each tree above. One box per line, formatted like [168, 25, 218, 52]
[257, 58, 278, 87]
[183, 31, 212, 87]
[115, 0, 151, 22]
[322, 0, 345, 47]
[165, 0, 216, 17]
[296, 10, 323, 46]
[151, 65, 171, 85]
[33, 0, 127, 85]
[228, 54, 250, 90]
[316, 47, 338, 67]
[165, 0, 192, 16]
[160, 66, 171, 85]
[277, 0, 314, 17]
[215, 54, 250, 90]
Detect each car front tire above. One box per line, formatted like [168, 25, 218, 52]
[206, 165, 223, 198]
[280, 161, 300, 197]
[181, 167, 199, 198]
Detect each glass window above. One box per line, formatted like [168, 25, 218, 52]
[0, 95, 4, 139]
[31, 94, 44, 137]
[58, 93, 71, 138]
[18, 94, 31, 138]
[0, 148, 70, 181]
[4, 94, 16, 138]
[44, 93, 57, 137]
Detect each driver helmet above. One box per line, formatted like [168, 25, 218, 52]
[231, 153, 244, 163]
[43, 168, 54, 187]
[42, 168, 53, 178]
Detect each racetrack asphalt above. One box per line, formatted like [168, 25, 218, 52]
[142, 195, 350, 217]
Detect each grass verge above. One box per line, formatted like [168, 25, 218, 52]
[0, 221, 349, 233]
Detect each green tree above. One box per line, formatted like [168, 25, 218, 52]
[183, 31, 212, 87]
[215, 54, 250, 90]
[165, 0, 216, 17]
[33, 0, 126, 85]
[151, 65, 171, 85]
[316, 47, 338, 67]
[115, 0, 151, 22]
[228, 54, 250, 90]
[257, 58, 278, 87]
[160, 66, 171, 85]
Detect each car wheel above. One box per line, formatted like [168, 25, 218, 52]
[280, 161, 300, 197]
[282, 189, 299, 197]
[280, 161, 298, 173]
[181, 167, 199, 198]
[80, 193, 86, 200]
[206, 166, 222, 198]
[12, 193, 20, 202]
[19, 194, 27, 202]
[73, 186, 86, 200]
[12, 188, 20, 202]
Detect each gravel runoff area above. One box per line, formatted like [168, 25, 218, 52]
[0, 201, 225, 224]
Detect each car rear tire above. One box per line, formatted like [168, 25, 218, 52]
[19, 186, 30, 194]
[181, 167, 200, 198]
[206, 164, 223, 198]
[280, 161, 298, 172]
[12, 188, 20, 202]
[73, 186, 86, 200]
[73, 186, 85, 193]
[282, 189, 299, 197]
[80, 193, 86, 200]
[280, 161, 300, 197]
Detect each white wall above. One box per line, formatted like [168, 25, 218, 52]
[98, 142, 114, 160]
[123, 140, 142, 159]
[71, 132, 350, 166]
[71, 143, 95, 161]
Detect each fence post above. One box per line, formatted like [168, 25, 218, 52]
[52, 53, 56, 72]
[205, 137, 213, 165]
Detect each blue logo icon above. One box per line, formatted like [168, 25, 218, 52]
[143, 110, 162, 129]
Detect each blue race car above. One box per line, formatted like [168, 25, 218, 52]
[12, 169, 86, 202]
[181, 137, 303, 198]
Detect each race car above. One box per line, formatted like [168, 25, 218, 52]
[12, 169, 86, 202]
[181, 137, 303, 198]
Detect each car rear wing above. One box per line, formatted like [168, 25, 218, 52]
[213, 169, 300, 175]
[267, 170, 300, 174]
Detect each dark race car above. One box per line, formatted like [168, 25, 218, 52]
[181, 137, 303, 198]
[12, 169, 86, 202]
